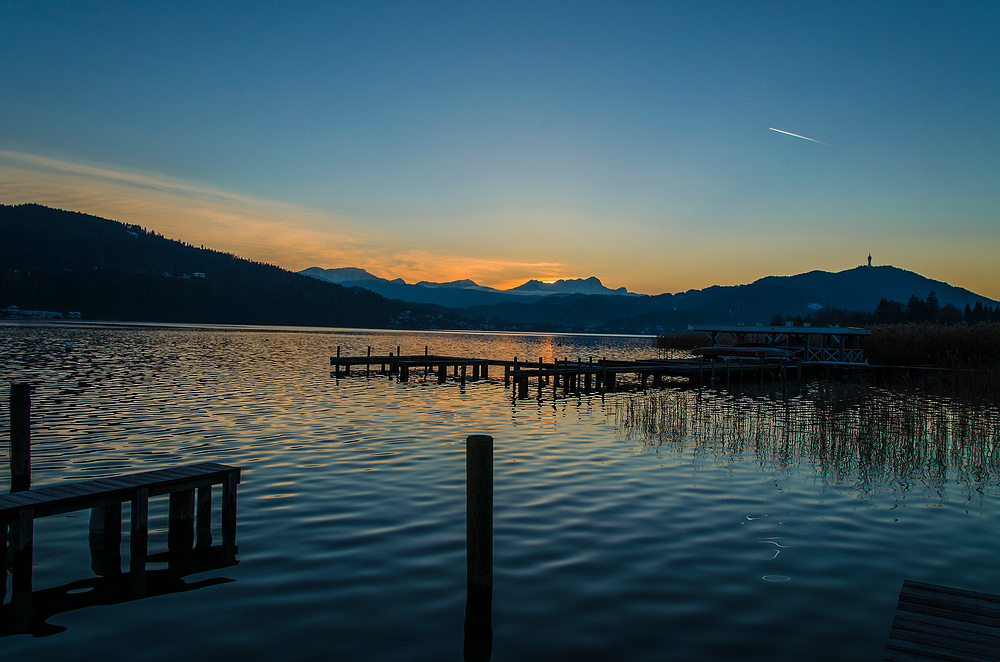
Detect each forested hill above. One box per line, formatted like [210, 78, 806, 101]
[0, 204, 447, 328]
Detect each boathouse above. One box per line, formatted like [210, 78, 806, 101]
[687, 324, 870, 366]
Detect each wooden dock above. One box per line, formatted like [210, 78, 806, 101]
[884, 580, 1000, 662]
[2, 462, 240, 633]
[331, 347, 805, 397]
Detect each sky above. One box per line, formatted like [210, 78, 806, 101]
[2, 1, 998, 298]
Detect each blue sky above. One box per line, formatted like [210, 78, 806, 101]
[2, 1, 998, 297]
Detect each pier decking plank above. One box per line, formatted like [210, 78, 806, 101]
[885, 580, 1000, 662]
[0, 462, 240, 521]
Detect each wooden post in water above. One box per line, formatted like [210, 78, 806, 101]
[517, 374, 528, 399]
[130, 487, 149, 597]
[10, 383, 31, 492]
[464, 435, 494, 660]
[10, 508, 33, 631]
[196, 485, 212, 548]
[461, 364, 467, 386]
[89, 502, 122, 576]
[438, 362, 447, 384]
[168, 489, 196, 555]
[367, 346, 371, 376]
[400, 364, 410, 382]
[466, 435, 493, 590]
[222, 472, 238, 554]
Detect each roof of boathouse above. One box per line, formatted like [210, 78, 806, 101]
[688, 324, 871, 336]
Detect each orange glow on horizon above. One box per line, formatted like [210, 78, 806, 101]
[2, 149, 999, 300]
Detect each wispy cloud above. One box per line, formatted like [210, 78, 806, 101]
[0, 150, 571, 287]
[0, 149, 377, 266]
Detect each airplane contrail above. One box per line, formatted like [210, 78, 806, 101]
[769, 127, 827, 145]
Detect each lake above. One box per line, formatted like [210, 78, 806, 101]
[2, 322, 999, 661]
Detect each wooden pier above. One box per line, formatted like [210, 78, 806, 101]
[2, 462, 240, 633]
[331, 347, 808, 398]
[884, 580, 1000, 661]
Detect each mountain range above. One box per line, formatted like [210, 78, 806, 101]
[2, 204, 996, 333]
[304, 263, 997, 332]
[0, 204, 459, 329]
[300, 266, 639, 308]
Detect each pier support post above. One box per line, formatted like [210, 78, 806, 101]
[197, 485, 213, 548]
[367, 346, 371, 376]
[130, 488, 149, 597]
[169, 489, 196, 555]
[10, 383, 31, 492]
[472, 363, 480, 380]
[467, 435, 493, 590]
[400, 364, 410, 382]
[461, 364, 467, 386]
[222, 472, 238, 554]
[439, 363, 447, 384]
[89, 503, 122, 576]
[504, 365, 510, 386]
[517, 375, 528, 399]
[482, 363, 489, 380]
[10, 508, 33, 631]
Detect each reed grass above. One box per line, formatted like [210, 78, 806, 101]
[867, 323, 1000, 403]
[612, 383, 1000, 493]
[867, 322, 1000, 369]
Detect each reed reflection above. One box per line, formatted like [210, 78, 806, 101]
[613, 382, 1000, 494]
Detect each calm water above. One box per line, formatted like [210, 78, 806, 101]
[2, 322, 999, 661]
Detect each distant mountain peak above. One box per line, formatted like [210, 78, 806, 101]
[301, 266, 386, 283]
[509, 276, 639, 297]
